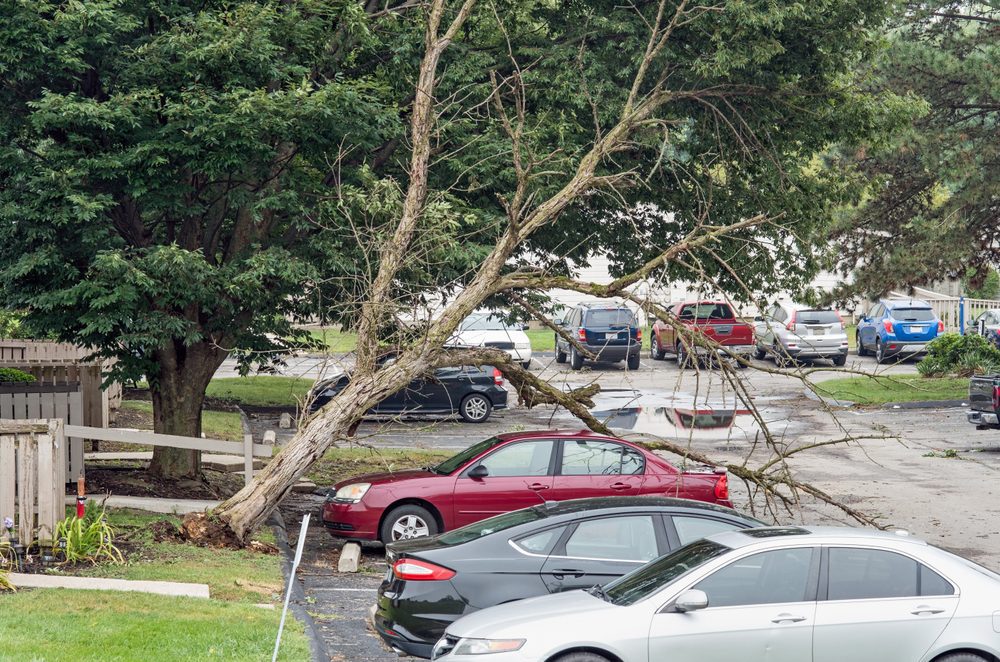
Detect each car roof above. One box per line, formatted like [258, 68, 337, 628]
[675, 300, 731, 306]
[777, 301, 838, 312]
[881, 298, 932, 309]
[709, 525, 929, 549]
[578, 299, 630, 309]
[494, 429, 616, 442]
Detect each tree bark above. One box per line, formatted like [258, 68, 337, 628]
[147, 340, 228, 480]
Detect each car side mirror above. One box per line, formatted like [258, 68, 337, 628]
[672, 589, 709, 613]
[468, 465, 489, 479]
[860, 316, 869, 323]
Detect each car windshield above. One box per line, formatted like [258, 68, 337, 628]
[435, 507, 546, 546]
[586, 309, 635, 327]
[892, 307, 935, 322]
[461, 315, 517, 332]
[602, 538, 730, 606]
[796, 310, 841, 324]
[432, 437, 504, 474]
[679, 303, 733, 320]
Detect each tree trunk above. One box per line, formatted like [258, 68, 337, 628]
[147, 340, 228, 480]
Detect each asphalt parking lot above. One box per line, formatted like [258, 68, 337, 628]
[266, 351, 999, 661]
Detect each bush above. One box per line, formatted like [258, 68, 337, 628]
[918, 333, 1000, 378]
[0, 368, 35, 383]
[54, 502, 124, 565]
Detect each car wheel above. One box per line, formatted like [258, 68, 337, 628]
[379, 504, 439, 544]
[676, 342, 692, 369]
[934, 654, 990, 662]
[552, 653, 612, 662]
[459, 394, 492, 423]
[627, 353, 640, 370]
[555, 338, 567, 364]
[856, 333, 868, 356]
[650, 335, 665, 360]
[833, 354, 847, 367]
[773, 343, 788, 368]
[521, 359, 532, 369]
[875, 338, 885, 364]
[753, 344, 766, 360]
[570, 347, 584, 370]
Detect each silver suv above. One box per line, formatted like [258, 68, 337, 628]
[753, 302, 848, 366]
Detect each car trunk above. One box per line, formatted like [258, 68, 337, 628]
[890, 308, 938, 342]
[689, 319, 753, 346]
[583, 309, 636, 346]
[970, 376, 1000, 414]
[792, 309, 845, 350]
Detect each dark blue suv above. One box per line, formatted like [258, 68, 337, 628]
[856, 298, 944, 363]
[555, 300, 641, 370]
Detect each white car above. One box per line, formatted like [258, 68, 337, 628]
[433, 526, 1000, 662]
[448, 313, 533, 368]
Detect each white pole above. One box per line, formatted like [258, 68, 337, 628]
[273, 513, 310, 662]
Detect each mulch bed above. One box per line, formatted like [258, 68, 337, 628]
[73, 466, 244, 501]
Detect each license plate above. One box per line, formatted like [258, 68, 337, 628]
[714, 325, 732, 335]
[606, 332, 619, 340]
[908, 325, 926, 333]
[900, 344, 925, 353]
[812, 328, 825, 336]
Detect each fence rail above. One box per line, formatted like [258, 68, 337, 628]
[0, 419, 65, 544]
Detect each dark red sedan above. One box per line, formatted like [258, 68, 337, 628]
[322, 430, 732, 544]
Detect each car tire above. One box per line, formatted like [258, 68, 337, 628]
[856, 334, 868, 356]
[833, 354, 847, 367]
[934, 654, 990, 662]
[379, 504, 439, 544]
[627, 353, 640, 370]
[521, 360, 532, 369]
[676, 342, 692, 369]
[753, 344, 766, 360]
[552, 653, 612, 662]
[650, 335, 666, 360]
[570, 347, 584, 370]
[459, 393, 492, 423]
[773, 343, 788, 368]
[555, 338, 567, 364]
[875, 339, 886, 364]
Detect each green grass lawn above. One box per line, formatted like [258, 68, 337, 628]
[207, 376, 313, 407]
[0, 589, 309, 661]
[70, 509, 284, 603]
[120, 401, 244, 441]
[815, 375, 967, 405]
[308, 446, 453, 486]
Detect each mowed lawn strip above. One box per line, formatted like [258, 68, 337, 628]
[815, 375, 968, 405]
[308, 446, 453, 486]
[0, 589, 310, 661]
[74, 508, 284, 603]
[207, 376, 313, 407]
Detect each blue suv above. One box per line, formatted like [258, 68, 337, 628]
[555, 300, 641, 370]
[856, 299, 944, 363]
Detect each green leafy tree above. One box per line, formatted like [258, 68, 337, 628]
[829, 2, 999, 296]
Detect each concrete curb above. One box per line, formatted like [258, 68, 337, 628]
[270, 510, 331, 662]
[9, 573, 209, 598]
[883, 399, 967, 410]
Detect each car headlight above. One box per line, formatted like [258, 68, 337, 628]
[331, 483, 371, 503]
[451, 638, 526, 655]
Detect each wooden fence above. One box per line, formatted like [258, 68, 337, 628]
[65, 425, 274, 486]
[0, 340, 91, 362]
[0, 420, 65, 545]
[0, 384, 84, 483]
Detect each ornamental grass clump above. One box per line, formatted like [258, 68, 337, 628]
[918, 333, 1000, 378]
[55, 502, 124, 566]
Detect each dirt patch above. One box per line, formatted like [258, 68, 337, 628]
[149, 519, 184, 543]
[77, 467, 243, 500]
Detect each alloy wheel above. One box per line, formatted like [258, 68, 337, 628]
[463, 395, 489, 421]
[391, 515, 430, 541]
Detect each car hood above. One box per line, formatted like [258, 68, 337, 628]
[448, 329, 529, 346]
[446, 589, 609, 639]
[334, 468, 439, 489]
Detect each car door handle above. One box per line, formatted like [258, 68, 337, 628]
[609, 482, 631, 491]
[771, 613, 807, 624]
[910, 606, 945, 616]
[527, 483, 549, 491]
[550, 569, 585, 579]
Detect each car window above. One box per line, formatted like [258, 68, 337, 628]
[605, 538, 731, 606]
[513, 526, 566, 555]
[477, 440, 554, 477]
[585, 309, 635, 327]
[892, 307, 935, 322]
[434, 437, 505, 474]
[797, 310, 841, 324]
[694, 548, 814, 608]
[827, 547, 954, 600]
[461, 314, 517, 331]
[562, 516, 658, 562]
[772, 306, 786, 323]
[679, 303, 734, 320]
[673, 516, 746, 547]
[560, 440, 644, 476]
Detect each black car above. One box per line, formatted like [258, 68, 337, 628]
[555, 300, 642, 370]
[308, 364, 508, 423]
[373, 497, 762, 657]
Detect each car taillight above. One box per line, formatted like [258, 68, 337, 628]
[835, 310, 844, 326]
[785, 311, 796, 331]
[393, 558, 456, 581]
[578, 328, 587, 341]
[993, 385, 1000, 411]
[714, 474, 729, 501]
[883, 319, 894, 334]
[493, 367, 504, 386]
[937, 320, 945, 333]
[636, 328, 642, 341]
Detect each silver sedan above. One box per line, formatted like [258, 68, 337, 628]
[431, 526, 1000, 662]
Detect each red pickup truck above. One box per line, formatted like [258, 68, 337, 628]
[649, 300, 755, 367]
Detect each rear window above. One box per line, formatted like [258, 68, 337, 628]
[585, 309, 635, 327]
[679, 303, 733, 320]
[891, 308, 935, 322]
[796, 310, 841, 324]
